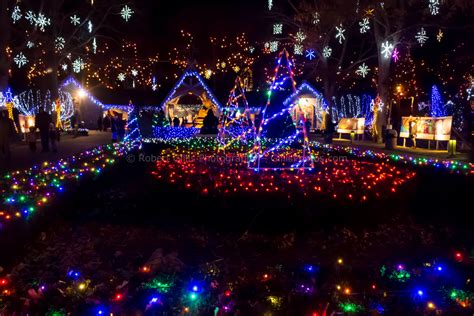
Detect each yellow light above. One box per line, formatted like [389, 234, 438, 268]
[427, 302, 435, 309]
[344, 288, 351, 294]
[337, 258, 343, 265]
[78, 283, 86, 290]
[77, 88, 87, 99]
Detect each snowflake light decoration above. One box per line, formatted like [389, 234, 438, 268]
[436, 29, 443, 42]
[322, 46, 332, 58]
[359, 18, 370, 34]
[295, 30, 306, 43]
[25, 11, 35, 24]
[429, 0, 440, 15]
[121, 5, 134, 22]
[131, 69, 138, 77]
[269, 41, 279, 53]
[392, 48, 400, 62]
[268, 0, 273, 11]
[312, 12, 320, 25]
[305, 49, 316, 60]
[87, 21, 93, 33]
[70, 15, 81, 26]
[335, 24, 346, 44]
[92, 37, 97, 54]
[294, 44, 303, 55]
[415, 27, 429, 46]
[11, 6, 22, 23]
[61, 64, 68, 71]
[35, 13, 51, 32]
[72, 57, 85, 73]
[248, 46, 255, 54]
[14, 53, 28, 68]
[55, 37, 65, 51]
[26, 41, 35, 49]
[117, 73, 126, 82]
[204, 69, 213, 79]
[273, 23, 283, 35]
[355, 63, 370, 78]
[381, 41, 394, 59]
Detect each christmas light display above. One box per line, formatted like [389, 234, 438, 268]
[305, 49, 316, 60]
[416, 27, 429, 46]
[70, 14, 81, 26]
[16, 89, 74, 121]
[359, 18, 370, 34]
[120, 5, 134, 22]
[335, 24, 346, 44]
[381, 41, 394, 59]
[355, 63, 370, 78]
[13, 53, 28, 68]
[322, 46, 332, 58]
[430, 85, 446, 117]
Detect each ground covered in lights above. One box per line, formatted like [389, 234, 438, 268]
[0, 138, 473, 315]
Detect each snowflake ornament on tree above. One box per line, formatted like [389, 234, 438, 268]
[26, 41, 34, 49]
[270, 41, 279, 53]
[295, 30, 306, 43]
[294, 44, 303, 55]
[273, 23, 283, 35]
[392, 48, 400, 62]
[359, 18, 370, 34]
[55, 37, 66, 51]
[335, 24, 346, 44]
[428, 0, 440, 15]
[322, 46, 332, 58]
[117, 73, 126, 82]
[131, 69, 138, 77]
[70, 15, 81, 26]
[415, 27, 429, 46]
[61, 64, 68, 71]
[381, 41, 394, 59]
[35, 13, 51, 32]
[121, 5, 134, 22]
[14, 53, 28, 68]
[72, 58, 85, 73]
[11, 6, 22, 23]
[25, 11, 35, 24]
[305, 49, 316, 60]
[355, 63, 370, 78]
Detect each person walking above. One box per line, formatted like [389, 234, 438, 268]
[0, 110, 15, 160]
[35, 108, 52, 152]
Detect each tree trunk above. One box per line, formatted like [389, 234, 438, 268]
[375, 55, 390, 143]
[0, 0, 11, 92]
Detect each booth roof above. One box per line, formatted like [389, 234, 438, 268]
[90, 87, 167, 107]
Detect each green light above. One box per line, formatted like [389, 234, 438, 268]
[189, 292, 198, 301]
[339, 302, 363, 313]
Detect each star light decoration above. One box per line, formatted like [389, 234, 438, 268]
[305, 49, 316, 60]
[14, 52, 28, 68]
[117, 73, 126, 82]
[323, 46, 332, 58]
[72, 57, 85, 73]
[55, 37, 66, 51]
[335, 24, 346, 44]
[11, 6, 22, 23]
[355, 63, 370, 78]
[381, 41, 394, 59]
[131, 69, 138, 77]
[273, 23, 283, 35]
[70, 15, 81, 26]
[392, 48, 400, 62]
[121, 5, 134, 22]
[359, 18, 370, 34]
[415, 27, 429, 46]
[429, 0, 440, 15]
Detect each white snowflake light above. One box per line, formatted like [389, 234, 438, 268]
[25, 11, 35, 24]
[269, 41, 279, 53]
[248, 46, 255, 54]
[121, 5, 134, 22]
[415, 27, 429, 46]
[87, 21, 93, 33]
[359, 18, 370, 34]
[11, 6, 22, 23]
[61, 64, 68, 71]
[312, 12, 320, 25]
[92, 37, 97, 54]
[14, 53, 28, 68]
[268, 0, 273, 11]
[35, 13, 51, 32]
[295, 30, 306, 43]
[131, 69, 138, 77]
[335, 24, 346, 44]
[273, 23, 283, 35]
[26, 41, 35, 49]
[429, 0, 440, 15]
[355, 63, 370, 78]
[294, 44, 303, 55]
[322, 46, 332, 58]
[55, 37, 65, 51]
[70, 15, 81, 26]
[381, 41, 394, 59]
[117, 73, 126, 82]
[72, 57, 85, 73]
[305, 49, 316, 60]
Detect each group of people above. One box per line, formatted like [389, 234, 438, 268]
[97, 112, 126, 142]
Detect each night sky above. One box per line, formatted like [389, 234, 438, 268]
[129, 0, 266, 51]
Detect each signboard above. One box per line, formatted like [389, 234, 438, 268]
[337, 118, 365, 135]
[400, 116, 452, 141]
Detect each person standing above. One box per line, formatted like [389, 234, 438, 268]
[0, 110, 15, 160]
[97, 114, 103, 131]
[103, 114, 110, 131]
[35, 108, 52, 152]
[27, 126, 37, 152]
